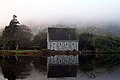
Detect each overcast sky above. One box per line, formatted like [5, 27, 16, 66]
[0, 0, 120, 28]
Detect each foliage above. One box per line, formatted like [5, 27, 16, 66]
[94, 35, 120, 52]
[77, 30, 120, 52]
[0, 36, 2, 48]
[2, 22, 32, 50]
[2, 25, 19, 49]
[1, 19, 120, 51]
[14, 25, 33, 49]
[33, 31, 47, 49]
[77, 32, 95, 50]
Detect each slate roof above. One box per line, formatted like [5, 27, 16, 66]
[48, 28, 77, 40]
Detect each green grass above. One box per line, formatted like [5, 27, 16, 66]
[0, 50, 40, 56]
[0, 50, 38, 53]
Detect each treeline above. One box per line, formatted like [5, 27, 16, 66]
[0, 16, 47, 50]
[0, 16, 120, 51]
[78, 32, 120, 52]
[0, 26, 47, 50]
[0, 25, 120, 52]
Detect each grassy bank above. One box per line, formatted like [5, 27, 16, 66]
[0, 50, 39, 56]
[0, 50, 120, 56]
[0, 50, 37, 53]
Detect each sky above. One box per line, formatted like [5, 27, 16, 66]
[0, 0, 120, 29]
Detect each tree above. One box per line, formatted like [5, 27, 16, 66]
[33, 31, 47, 49]
[78, 32, 95, 50]
[2, 15, 32, 50]
[2, 15, 19, 49]
[14, 25, 33, 50]
[94, 35, 120, 52]
[0, 35, 2, 49]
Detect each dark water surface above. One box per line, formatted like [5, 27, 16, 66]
[0, 54, 120, 80]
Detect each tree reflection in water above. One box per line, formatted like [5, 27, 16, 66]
[78, 54, 120, 79]
[32, 57, 47, 74]
[1, 56, 33, 80]
[78, 55, 96, 79]
[0, 54, 119, 80]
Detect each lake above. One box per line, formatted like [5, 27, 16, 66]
[0, 54, 119, 80]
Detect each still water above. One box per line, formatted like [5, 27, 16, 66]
[0, 54, 119, 80]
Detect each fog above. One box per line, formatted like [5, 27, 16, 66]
[19, 68, 120, 80]
[0, 0, 120, 30]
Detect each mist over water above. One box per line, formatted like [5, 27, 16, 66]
[19, 68, 120, 80]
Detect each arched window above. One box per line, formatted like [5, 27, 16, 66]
[51, 42, 57, 50]
[71, 42, 76, 50]
[58, 42, 62, 46]
[58, 42, 62, 50]
[65, 42, 69, 47]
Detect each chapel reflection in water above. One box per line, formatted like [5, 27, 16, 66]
[0, 53, 119, 80]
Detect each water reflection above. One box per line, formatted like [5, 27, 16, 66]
[33, 57, 47, 72]
[0, 56, 33, 80]
[0, 54, 119, 80]
[78, 55, 96, 78]
[47, 55, 79, 78]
